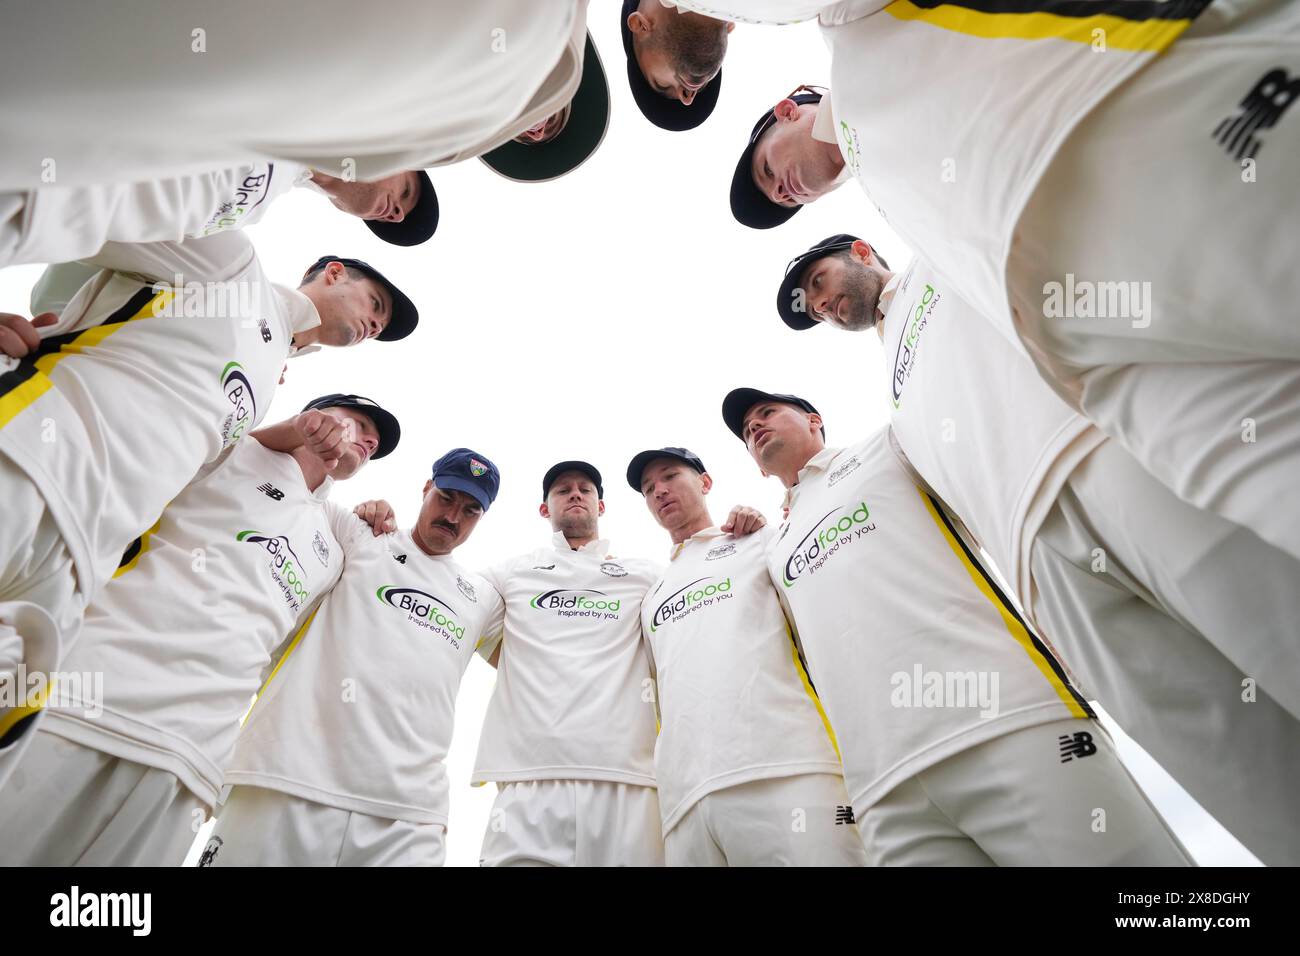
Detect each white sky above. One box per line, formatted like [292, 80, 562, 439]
[0, 8, 1258, 866]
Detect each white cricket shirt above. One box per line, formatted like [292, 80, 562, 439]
[0, 231, 319, 599]
[0, 1, 586, 188]
[471, 533, 661, 787]
[766, 429, 1093, 818]
[223, 523, 504, 827]
[1, 162, 307, 267]
[880, 258, 1103, 607]
[642, 525, 843, 832]
[41, 437, 346, 808]
[821, 0, 1208, 343]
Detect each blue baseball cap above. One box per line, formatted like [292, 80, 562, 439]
[431, 448, 501, 511]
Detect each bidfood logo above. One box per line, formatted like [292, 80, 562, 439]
[650, 576, 732, 632]
[782, 502, 876, 587]
[220, 361, 257, 447]
[237, 530, 310, 609]
[375, 586, 465, 645]
[891, 284, 937, 409]
[529, 589, 622, 621]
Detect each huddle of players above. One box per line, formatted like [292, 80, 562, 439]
[1, 0, 1297, 865]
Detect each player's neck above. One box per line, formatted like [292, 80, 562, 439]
[670, 511, 712, 545]
[564, 532, 598, 551]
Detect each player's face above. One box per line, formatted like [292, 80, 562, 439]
[640, 458, 709, 531]
[542, 471, 604, 537]
[415, 485, 484, 556]
[514, 103, 573, 144]
[631, 10, 730, 105]
[798, 253, 885, 331]
[321, 171, 421, 223]
[742, 402, 821, 473]
[751, 103, 841, 208]
[317, 407, 380, 480]
[311, 266, 392, 347]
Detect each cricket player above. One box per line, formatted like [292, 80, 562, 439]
[1, 162, 438, 268]
[772, 234, 1300, 864]
[723, 387, 1193, 865]
[0, 394, 399, 865]
[0, 235, 415, 778]
[721, 0, 1300, 560]
[202, 449, 504, 867]
[481, 32, 612, 183]
[465, 460, 765, 866]
[628, 446, 867, 866]
[620, 1, 733, 130]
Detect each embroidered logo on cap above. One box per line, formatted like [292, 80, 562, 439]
[470, 459, 488, 477]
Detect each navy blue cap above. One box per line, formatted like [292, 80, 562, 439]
[721, 387, 825, 442]
[301, 393, 401, 460]
[303, 255, 418, 342]
[626, 447, 706, 492]
[543, 460, 603, 501]
[431, 448, 501, 511]
[730, 90, 823, 230]
[621, 0, 723, 132]
[364, 171, 438, 246]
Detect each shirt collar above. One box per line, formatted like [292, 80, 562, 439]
[280, 286, 323, 359]
[811, 96, 853, 186]
[877, 271, 902, 326]
[668, 524, 725, 561]
[782, 446, 844, 511]
[551, 531, 611, 556]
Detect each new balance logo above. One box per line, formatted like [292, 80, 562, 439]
[393, 553, 407, 564]
[1059, 730, 1098, 763]
[257, 483, 285, 501]
[533, 564, 555, 571]
[1214, 68, 1299, 161]
[258, 318, 272, 343]
[835, 805, 856, 826]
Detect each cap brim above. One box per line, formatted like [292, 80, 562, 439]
[481, 35, 610, 183]
[721, 387, 781, 441]
[776, 255, 820, 331]
[731, 141, 800, 230]
[373, 278, 418, 342]
[543, 460, 604, 499]
[364, 171, 438, 246]
[434, 474, 493, 512]
[620, 0, 721, 132]
[625, 449, 701, 492]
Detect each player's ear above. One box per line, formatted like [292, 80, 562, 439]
[700, 472, 713, 495]
[422, 479, 432, 496]
[807, 412, 823, 435]
[539, 502, 551, 519]
[627, 11, 651, 37]
[324, 260, 346, 284]
[597, 500, 606, 517]
[851, 240, 873, 264]
[773, 98, 799, 122]
[726, 21, 735, 33]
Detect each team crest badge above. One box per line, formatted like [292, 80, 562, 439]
[457, 575, 477, 602]
[600, 562, 628, 578]
[469, 459, 488, 477]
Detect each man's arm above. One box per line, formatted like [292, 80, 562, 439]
[80, 230, 256, 286]
[252, 411, 351, 471]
